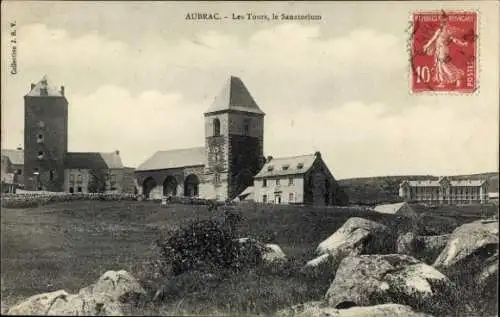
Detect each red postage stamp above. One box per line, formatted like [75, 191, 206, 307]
[411, 10, 478, 93]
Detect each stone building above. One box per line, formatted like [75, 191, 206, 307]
[1, 76, 135, 194]
[135, 76, 264, 201]
[251, 152, 346, 205]
[399, 176, 489, 204]
[136, 76, 347, 205]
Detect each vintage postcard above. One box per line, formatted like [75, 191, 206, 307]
[1, 1, 498, 316]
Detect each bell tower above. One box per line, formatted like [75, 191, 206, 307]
[24, 75, 68, 191]
[203, 76, 265, 200]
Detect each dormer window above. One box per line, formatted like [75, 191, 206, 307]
[267, 166, 274, 172]
[297, 163, 304, 169]
[282, 165, 289, 171]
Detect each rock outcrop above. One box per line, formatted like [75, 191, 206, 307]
[325, 254, 452, 309]
[397, 232, 450, 263]
[276, 301, 433, 317]
[7, 270, 145, 316]
[236, 238, 287, 264]
[433, 219, 498, 269]
[316, 218, 394, 256]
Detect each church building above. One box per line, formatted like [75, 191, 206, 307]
[135, 76, 347, 205]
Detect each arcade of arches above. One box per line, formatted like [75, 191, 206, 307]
[142, 174, 199, 199]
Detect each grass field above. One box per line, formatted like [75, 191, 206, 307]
[1, 200, 497, 315]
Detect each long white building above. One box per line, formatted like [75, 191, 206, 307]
[399, 176, 489, 204]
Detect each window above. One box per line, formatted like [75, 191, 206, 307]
[297, 163, 304, 169]
[214, 173, 221, 184]
[69, 187, 74, 193]
[276, 179, 280, 186]
[15, 169, 22, 175]
[213, 118, 221, 136]
[77, 187, 82, 193]
[77, 174, 83, 182]
[33, 168, 39, 174]
[37, 134, 44, 143]
[267, 166, 274, 172]
[288, 177, 294, 185]
[49, 170, 54, 181]
[243, 119, 250, 136]
[37, 151, 44, 157]
[289, 193, 294, 203]
[262, 179, 267, 187]
[262, 195, 267, 203]
[282, 165, 289, 171]
[70, 175, 75, 182]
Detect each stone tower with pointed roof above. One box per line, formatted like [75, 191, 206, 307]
[24, 75, 68, 191]
[202, 76, 265, 200]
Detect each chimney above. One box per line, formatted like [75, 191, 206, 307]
[266, 156, 273, 163]
[60, 86, 65, 96]
[115, 150, 120, 156]
[315, 151, 321, 158]
[31, 83, 35, 90]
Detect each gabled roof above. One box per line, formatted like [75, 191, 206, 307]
[254, 153, 318, 178]
[373, 202, 410, 214]
[65, 152, 123, 169]
[25, 75, 65, 97]
[205, 76, 265, 115]
[136, 147, 205, 171]
[1, 149, 24, 165]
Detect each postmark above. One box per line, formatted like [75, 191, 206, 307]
[410, 10, 478, 93]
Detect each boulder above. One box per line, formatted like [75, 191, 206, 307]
[433, 219, 498, 270]
[262, 243, 287, 263]
[397, 232, 449, 263]
[325, 254, 452, 309]
[7, 270, 143, 316]
[276, 301, 433, 317]
[48, 292, 123, 316]
[236, 238, 287, 264]
[316, 217, 395, 256]
[82, 270, 146, 303]
[7, 290, 71, 315]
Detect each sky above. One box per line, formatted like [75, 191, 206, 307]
[1, 1, 499, 179]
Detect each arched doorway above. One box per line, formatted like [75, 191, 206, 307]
[234, 169, 254, 198]
[184, 174, 199, 197]
[163, 176, 178, 196]
[143, 177, 157, 199]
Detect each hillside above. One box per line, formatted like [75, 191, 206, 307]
[338, 172, 499, 205]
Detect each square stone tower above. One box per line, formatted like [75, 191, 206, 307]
[203, 76, 265, 200]
[23, 75, 68, 191]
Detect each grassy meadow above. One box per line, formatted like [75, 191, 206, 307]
[1, 200, 498, 315]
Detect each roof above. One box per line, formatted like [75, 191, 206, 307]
[205, 76, 265, 115]
[234, 186, 254, 201]
[65, 152, 123, 169]
[254, 153, 317, 178]
[25, 75, 65, 97]
[136, 147, 205, 171]
[1, 149, 24, 165]
[403, 179, 487, 187]
[373, 202, 410, 214]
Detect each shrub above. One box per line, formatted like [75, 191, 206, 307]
[156, 210, 260, 276]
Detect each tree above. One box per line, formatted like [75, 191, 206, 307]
[88, 169, 110, 193]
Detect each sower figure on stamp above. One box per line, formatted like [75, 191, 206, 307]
[423, 11, 468, 88]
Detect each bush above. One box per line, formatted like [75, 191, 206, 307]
[156, 210, 261, 276]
